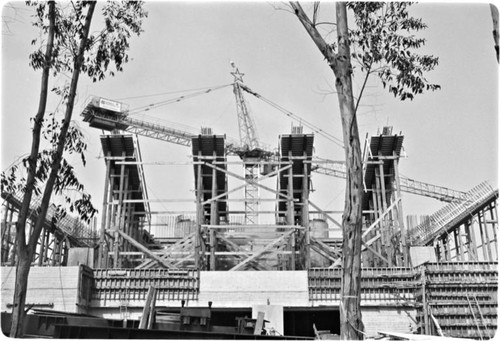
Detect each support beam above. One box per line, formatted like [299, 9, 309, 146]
[229, 230, 295, 271]
[203, 162, 292, 201]
[362, 198, 401, 239]
[118, 230, 173, 268]
[216, 234, 269, 271]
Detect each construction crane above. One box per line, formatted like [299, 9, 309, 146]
[229, 63, 276, 224]
[81, 97, 194, 147]
[81, 98, 467, 204]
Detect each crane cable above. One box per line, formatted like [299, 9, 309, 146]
[240, 84, 345, 149]
[126, 84, 233, 115]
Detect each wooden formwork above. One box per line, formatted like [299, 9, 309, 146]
[308, 267, 419, 305]
[92, 268, 199, 305]
[308, 262, 498, 339]
[415, 262, 498, 339]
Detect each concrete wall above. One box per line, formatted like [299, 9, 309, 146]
[362, 306, 417, 338]
[198, 271, 309, 308]
[1, 266, 82, 313]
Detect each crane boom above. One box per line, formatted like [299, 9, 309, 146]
[81, 97, 194, 146]
[312, 160, 467, 203]
[231, 63, 259, 150]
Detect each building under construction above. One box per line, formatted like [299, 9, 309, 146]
[1, 70, 498, 339]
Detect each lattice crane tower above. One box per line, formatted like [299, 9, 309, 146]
[230, 62, 264, 224]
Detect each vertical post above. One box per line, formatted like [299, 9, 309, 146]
[275, 163, 282, 224]
[377, 161, 392, 266]
[393, 153, 407, 266]
[464, 219, 478, 261]
[375, 168, 386, 265]
[210, 151, 218, 271]
[123, 197, 129, 252]
[104, 168, 116, 268]
[123, 187, 132, 254]
[488, 202, 498, 257]
[42, 229, 50, 265]
[1, 203, 8, 262]
[114, 152, 127, 268]
[99, 156, 111, 267]
[371, 186, 380, 267]
[302, 152, 310, 270]
[421, 266, 430, 334]
[2, 204, 14, 263]
[195, 154, 203, 270]
[453, 228, 462, 261]
[457, 225, 465, 260]
[128, 203, 136, 254]
[287, 151, 295, 270]
[478, 210, 489, 261]
[435, 238, 442, 261]
[9, 217, 17, 266]
[50, 235, 58, 266]
[480, 209, 493, 261]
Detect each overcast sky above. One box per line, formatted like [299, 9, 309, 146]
[1, 2, 498, 227]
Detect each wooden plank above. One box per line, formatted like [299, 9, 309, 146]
[147, 288, 157, 329]
[139, 286, 156, 329]
[254, 311, 265, 335]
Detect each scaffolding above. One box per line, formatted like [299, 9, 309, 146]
[97, 134, 151, 269]
[1, 191, 97, 266]
[360, 127, 408, 267]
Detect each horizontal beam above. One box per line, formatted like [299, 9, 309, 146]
[202, 224, 303, 229]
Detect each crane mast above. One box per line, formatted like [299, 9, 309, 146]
[230, 63, 266, 224]
[231, 65, 260, 151]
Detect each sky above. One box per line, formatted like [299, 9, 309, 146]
[1, 2, 498, 229]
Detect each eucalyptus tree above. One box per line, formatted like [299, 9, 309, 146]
[1, 1, 147, 336]
[289, 2, 440, 339]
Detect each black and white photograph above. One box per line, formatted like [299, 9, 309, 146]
[0, 1, 498, 339]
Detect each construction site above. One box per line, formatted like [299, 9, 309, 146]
[1, 66, 498, 339]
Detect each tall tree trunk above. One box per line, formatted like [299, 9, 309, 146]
[290, 2, 364, 339]
[27, 1, 96, 255]
[9, 249, 30, 337]
[9, 2, 96, 337]
[335, 4, 364, 339]
[10, 2, 56, 337]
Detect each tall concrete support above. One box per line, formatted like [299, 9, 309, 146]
[277, 129, 314, 270]
[192, 133, 227, 270]
[361, 127, 408, 267]
[97, 134, 151, 269]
